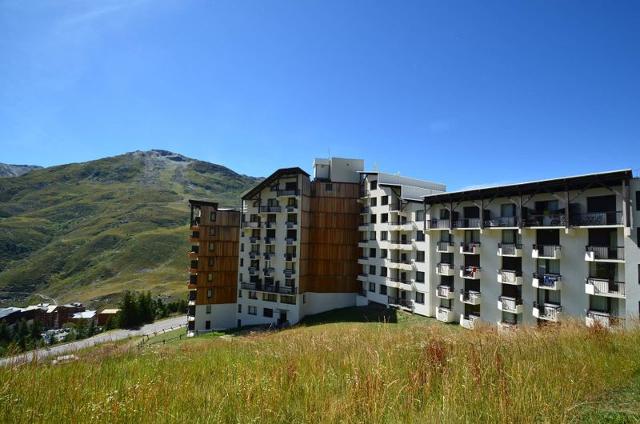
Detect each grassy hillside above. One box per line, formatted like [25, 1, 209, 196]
[1, 309, 639, 423]
[0, 163, 41, 178]
[0, 150, 260, 307]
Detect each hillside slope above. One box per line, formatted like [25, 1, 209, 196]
[0, 150, 260, 306]
[0, 163, 42, 178]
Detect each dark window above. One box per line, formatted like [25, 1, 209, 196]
[370, 180, 377, 190]
[369, 248, 376, 257]
[370, 214, 377, 224]
[205, 321, 211, 329]
[369, 265, 376, 275]
[416, 231, 425, 241]
[240, 258, 243, 267]
[416, 251, 425, 262]
[379, 285, 387, 295]
[326, 183, 333, 191]
[369, 282, 376, 292]
[263, 308, 273, 318]
[636, 191, 640, 211]
[237, 304, 242, 313]
[210, 212, 217, 222]
[380, 249, 388, 259]
[370, 198, 377, 207]
[382, 196, 389, 205]
[380, 267, 387, 277]
[415, 292, 425, 304]
[416, 271, 425, 283]
[381, 213, 388, 223]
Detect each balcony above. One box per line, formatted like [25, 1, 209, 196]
[460, 290, 481, 305]
[436, 285, 456, 299]
[571, 211, 623, 227]
[388, 297, 413, 309]
[284, 269, 296, 278]
[497, 243, 522, 257]
[585, 278, 625, 298]
[460, 242, 481, 255]
[497, 296, 523, 314]
[249, 251, 260, 259]
[460, 314, 480, 330]
[484, 216, 518, 228]
[497, 269, 523, 285]
[360, 206, 370, 214]
[532, 273, 562, 290]
[436, 241, 455, 253]
[263, 252, 274, 260]
[189, 245, 199, 256]
[248, 267, 258, 275]
[585, 310, 622, 328]
[249, 236, 260, 244]
[284, 253, 297, 261]
[436, 262, 455, 276]
[497, 321, 518, 332]
[189, 231, 200, 242]
[358, 239, 369, 248]
[264, 237, 275, 244]
[263, 221, 277, 229]
[262, 267, 275, 276]
[436, 306, 456, 323]
[357, 273, 368, 282]
[242, 221, 261, 229]
[189, 260, 198, 272]
[584, 246, 624, 263]
[533, 302, 561, 322]
[452, 218, 481, 229]
[388, 259, 413, 271]
[276, 189, 299, 197]
[358, 223, 372, 231]
[460, 266, 481, 280]
[285, 204, 298, 212]
[388, 239, 413, 251]
[426, 219, 450, 230]
[285, 221, 298, 229]
[285, 237, 297, 245]
[188, 274, 197, 285]
[525, 213, 567, 228]
[259, 205, 282, 213]
[532, 244, 561, 260]
[240, 281, 296, 295]
[357, 256, 369, 265]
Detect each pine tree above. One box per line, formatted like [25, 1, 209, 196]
[118, 291, 139, 328]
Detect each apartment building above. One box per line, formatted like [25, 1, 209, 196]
[236, 158, 362, 327]
[187, 163, 639, 332]
[356, 173, 446, 316]
[187, 200, 240, 336]
[424, 170, 640, 330]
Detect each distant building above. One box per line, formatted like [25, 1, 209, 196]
[96, 308, 120, 326]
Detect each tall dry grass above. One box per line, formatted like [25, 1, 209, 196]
[0, 320, 638, 423]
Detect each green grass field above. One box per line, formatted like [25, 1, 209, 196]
[1, 307, 638, 423]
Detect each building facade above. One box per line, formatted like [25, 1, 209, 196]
[187, 200, 240, 336]
[187, 163, 640, 332]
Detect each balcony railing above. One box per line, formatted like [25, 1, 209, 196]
[460, 242, 481, 255]
[259, 205, 282, 213]
[436, 285, 455, 299]
[426, 219, 450, 229]
[284, 269, 296, 278]
[436, 262, 454, 276]
[263, 252, 274, 260]
[452, 218, 481, 229]
[532, 244, 561, 259]
[498, 296, 523, 313]
[285, 204, 298, 212]
[242, 221, 261, 229]
[188, 290, 197, 301]
[525, 213, 566, 227]
[240, 281, 296, 295]
[436, 241, 454, 253]
[436, 306, 455, 322]
[189, 260, 198, 270]
[188, 275, 197, 285]
[285, 221, 298, 228]
[262, 267, 275, 275]
[249, 251, 260, 259]
[498, 269, 523, 285]
[460, 314, 480, 330]
[284, 253, 297, 261]
[264, 237, 275, 244]
[286, 238, 297, 245]
[585, 277, 625, 298]
[585, 310, 624, 328]
[249, 236, 260, 244]
[484, 216, 518, 228]
[190, 231, 200, 239]
[460, 290, 481, 305]
[497, 243, 522, 257]
[460, 265, 481, 279]
[571, 211, 622, 226]
[585, 246, 624, 261]
[388, 297, 412, 308]
[533, 273, 562, 290]
[264, 221, 277, 229]
[533, 302, 561, 322]
[190, 245, 199, 254]
[277, 189, 299, 197]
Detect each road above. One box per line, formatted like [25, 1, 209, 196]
[0, 315, 186, 367]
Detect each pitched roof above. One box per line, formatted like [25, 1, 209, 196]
[242, 167, 309, 200]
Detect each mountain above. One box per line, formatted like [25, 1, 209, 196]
[0, 163, 42, 178]
[0, 150, 261, 307]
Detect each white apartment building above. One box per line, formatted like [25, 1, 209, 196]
[356, 173, 446, 316]
[424, 169, 640, 330]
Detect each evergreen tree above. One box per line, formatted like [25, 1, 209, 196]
[87, 319, 96, 337]
[118, 291, 139, 328]
[0, 321, 11, 345]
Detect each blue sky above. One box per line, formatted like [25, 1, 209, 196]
[0, 0, 638, 190]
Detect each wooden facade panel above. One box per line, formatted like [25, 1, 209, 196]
[196, 286, 237, 305]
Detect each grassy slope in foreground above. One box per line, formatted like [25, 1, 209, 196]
[1, 308, 639, 423]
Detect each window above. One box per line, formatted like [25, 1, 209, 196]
[248, 306, 257, 315]
[238, 290, 242, 298]
[208, 257, 215, 267]
[369, 282, 376, 292]
[416, 210, 424, 221]
[206, 305, 211, 314]
[303, 294, 306, 304]
[207, 288, 212, 298]
[210, 211, 217, 222]
[416, 251, 425, 262]
[207, 273, 213, 282]
[209, 242, 215, 252]
[249, 291, 257, 300]
[205, 320, 211, 329]
[239, 273, 243, 283]
[371, 214, 377, 224]
[326, 183, 333, 191]
[263, 293, 277, 302]
[416, 271, 425, 283]
[381, 213, 388, 223]
[636, 191, 640, 211]
[370, 198, 377, 207]
[209, 226, 217, 236]
[369, 265, 376, 275]
[382, 195, 389, 205]
[240, 258, 244, 267]
[263, 308, 273, 318]
[380, 249, 388, 259]
[237, 304, 242, 313]
[415, 292, 425, 304]
[369, 248, 376, 257]
[379, 285, 387, 295]
[381, 231, 388, 241]
[281, 295, 296, 305]
[416, 231, 425, 241]
[370, 180, 377, 190]
[380, 267, 387, 277]
[240, 243, 244, 252]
